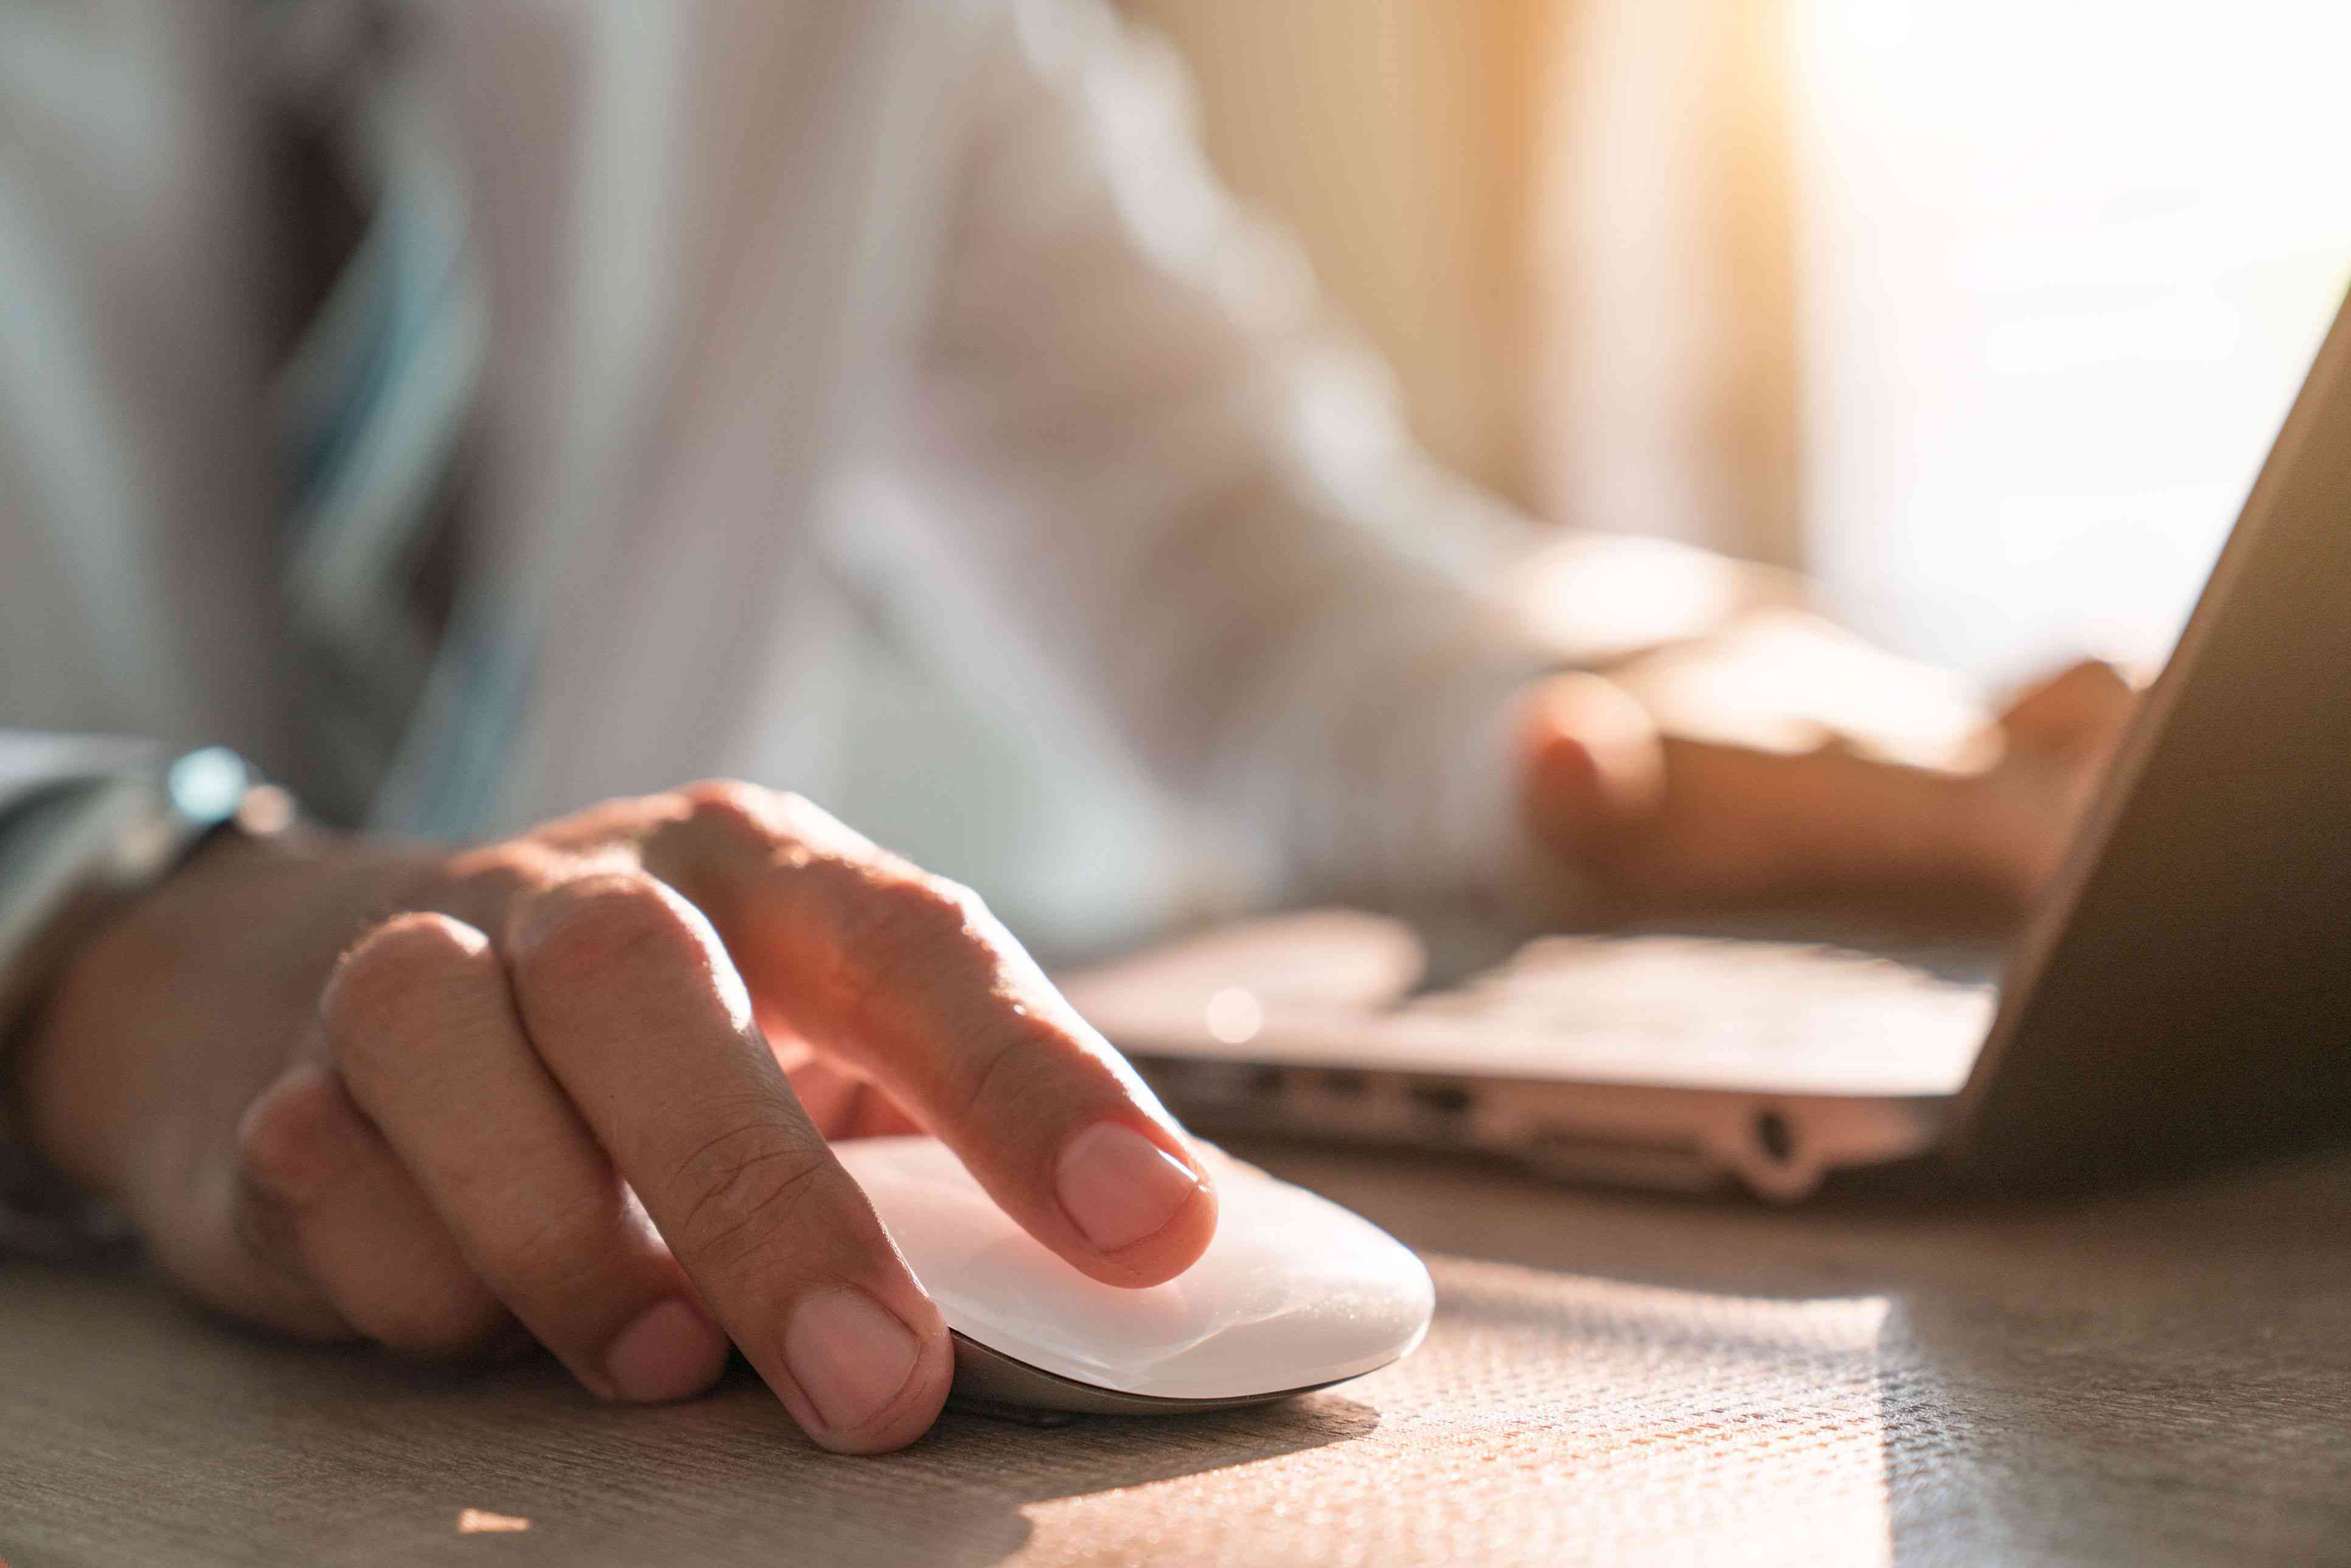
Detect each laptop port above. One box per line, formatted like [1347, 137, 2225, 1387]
[1753, 1107, 1797, 1165]
[1408, 1081, 1475, 1117]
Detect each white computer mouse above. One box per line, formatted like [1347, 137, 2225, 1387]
[831, 1135, 1433, 1413]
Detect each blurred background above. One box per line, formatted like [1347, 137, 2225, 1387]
[1121, 0, 2351, 683]
[12, 1, 2349, 957]
[844, 0, 2351, 947]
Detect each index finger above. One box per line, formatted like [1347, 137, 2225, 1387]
[646, 784, 1218, 1290]
[501, 869, 953, 1454]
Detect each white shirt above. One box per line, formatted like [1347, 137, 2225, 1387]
[0, 0, 1592, 950]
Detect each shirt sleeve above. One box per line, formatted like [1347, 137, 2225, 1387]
[0, 2, 296, 775]
[882, 0, 1586, 916]
[0, 733, 162, 821]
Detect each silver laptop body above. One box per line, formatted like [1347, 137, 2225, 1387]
[1066, 288, 2351, 1201]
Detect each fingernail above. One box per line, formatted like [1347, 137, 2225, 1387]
[784, 1288, 922, 1433]
[604, 1298, 730, 1403]
[1056, 1121, 1202, 1252]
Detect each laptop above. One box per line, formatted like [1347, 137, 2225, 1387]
[1062, 287, 2351, 1201]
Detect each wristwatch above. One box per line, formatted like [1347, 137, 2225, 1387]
[0, 746, 294, 1256]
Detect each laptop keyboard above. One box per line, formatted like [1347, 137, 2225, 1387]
[1065, 915, 1996, 1099]
[1384, 935, 1995, 1095]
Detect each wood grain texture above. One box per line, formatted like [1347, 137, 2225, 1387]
[7, 1140, 2351, 1567]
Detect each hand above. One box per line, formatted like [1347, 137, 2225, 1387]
[13, 782, 1217, 1453]
[1516, 610, 2137, 916]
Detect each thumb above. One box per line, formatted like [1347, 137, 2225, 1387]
[1516, 672, 1668, 862]
[1999, 659, 2136, 762]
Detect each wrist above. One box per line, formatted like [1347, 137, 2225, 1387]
[10, 832, 271, 1199]
[11, 807, 312, 1201]
[17, 823, 437, 1206]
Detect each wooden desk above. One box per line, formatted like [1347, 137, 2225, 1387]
[7, 1141, 2350, 1567]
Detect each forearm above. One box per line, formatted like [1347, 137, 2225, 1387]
[900, 4, 1617, 914]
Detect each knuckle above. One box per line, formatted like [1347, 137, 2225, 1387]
[824, 870, 1006, 1046]
[861, 871, 987, 953]
[764, 790, 855, 846]
[668, 1114, 832, 1272]
[677, 778, 776, 832]
[754, 789, 877, 863]
[513, 871, 704, 979]
[234, 1070, 362, 1207]
[829, 872, 969, 998]
[670, 781, 874, 873]
[671, 780, 789, 873]
[324, 913, 489, 1053]
[923, 873, 988, 925]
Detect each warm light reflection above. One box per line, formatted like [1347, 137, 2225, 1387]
[1023, 1259, 1897, 1565]
[1204, 986, 1266, 1046]
[1606, 606, 1993, 770]
[455, 1509, 531, 1534]
[1791, 0, 2351, 682]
